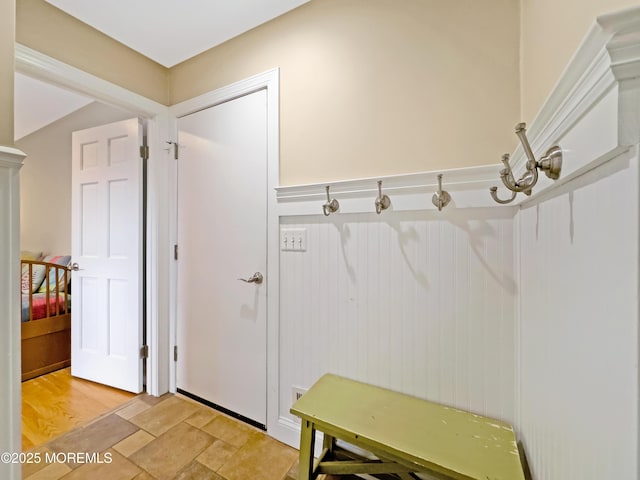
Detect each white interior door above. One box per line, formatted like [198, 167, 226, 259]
[71, 117, 144, 393]
[177, 89, 267, 427]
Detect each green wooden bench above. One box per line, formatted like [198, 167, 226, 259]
[290, 374, 526, 480]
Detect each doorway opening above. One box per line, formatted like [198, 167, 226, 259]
[10, 44, 170, 459]
[16, 76, 148, 450]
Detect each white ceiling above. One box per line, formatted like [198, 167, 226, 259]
[14, 73, 93, 141]
[15, 0, 310, 140]
[44, 0, 310, 68]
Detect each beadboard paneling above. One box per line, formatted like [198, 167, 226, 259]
[279, 207, 517, 427]
[517, 149, 639, 480]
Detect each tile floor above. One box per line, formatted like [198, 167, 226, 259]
[22, 393, 315, 480]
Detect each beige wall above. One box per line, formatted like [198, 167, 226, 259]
[520, 0, 638, 121]
[16, 1, 640, 185]
[16, 0, 169, 105]
[17, 102, 134, 255]
[170, 0, 521, 185]
[1, 0, 15, 145]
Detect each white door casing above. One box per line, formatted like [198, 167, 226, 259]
[71, 117, 144, 393]
[176, 88, 268, 426]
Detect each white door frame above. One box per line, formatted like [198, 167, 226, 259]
[14, 44, 172, 396]
[169, 69, 281, 435]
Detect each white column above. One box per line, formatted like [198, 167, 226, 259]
[0, 147, 26, 480]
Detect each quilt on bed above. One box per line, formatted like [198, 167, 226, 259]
[21, 293, 70, 322]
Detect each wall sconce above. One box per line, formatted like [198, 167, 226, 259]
[490, 122, 563, 204]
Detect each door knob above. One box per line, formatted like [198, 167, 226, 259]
[238, 272, 263, 284]
[71, 262, 81, 271]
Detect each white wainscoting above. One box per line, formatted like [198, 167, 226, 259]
[512, 7, 640, 480]
[272, 9, 640, 479]
[517, 147, 639, 480]
[277, 206, 517, 429]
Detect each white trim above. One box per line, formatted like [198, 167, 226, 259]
[15, 44, 165, 117]
[170, 70, 277, 118]
[0, 146, 29, 164]
[276, 165, 509, 216]
[511, 7, 640, 173]
[168, 69, 282, 439]
[512, 203, 522, 439]
[276, 416, 307, 450]
[0, 147, 25, 480]
[167, 114, 179, 395]
[277, 164, 500, 199]
[13, 45, 172, 397]
[517, 145, 631, 207]
[144, 112, 173, 396]
[277, 416, 331, 455]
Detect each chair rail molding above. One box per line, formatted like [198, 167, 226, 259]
[276, 165, 511, 216]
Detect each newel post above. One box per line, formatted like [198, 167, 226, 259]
[0, 148, 26, 479]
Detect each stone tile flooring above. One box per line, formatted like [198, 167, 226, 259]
[22, 394, 305, 480]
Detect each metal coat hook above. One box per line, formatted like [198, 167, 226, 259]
[322, 185, 339, 216]
[375, 180, 391, 214]
[432, 174, 451, 211]
[490, 122, 562, 204]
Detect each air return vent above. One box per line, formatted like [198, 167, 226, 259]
[292, 386, 307, 406]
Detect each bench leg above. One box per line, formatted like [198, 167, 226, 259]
[298, 419, 316, 480]
[322, 432, 335, 457]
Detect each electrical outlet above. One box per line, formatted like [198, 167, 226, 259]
[281, 228, 307, 251]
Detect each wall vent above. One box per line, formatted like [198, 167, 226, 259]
[292, 386, 307, 406]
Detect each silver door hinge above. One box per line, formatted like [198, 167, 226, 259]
[140, 145, 149, 160]
[140, 345, 149, 359]
[174, 244, 178, 260]
[174, 345, 178, 362]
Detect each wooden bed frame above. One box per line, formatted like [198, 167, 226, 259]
[21, 259, 71, 382]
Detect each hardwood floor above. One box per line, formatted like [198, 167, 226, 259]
[21, 368, 137, 451]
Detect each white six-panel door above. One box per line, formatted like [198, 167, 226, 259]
[71, 117, 144, 393]
[176, 89, 268, 427]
